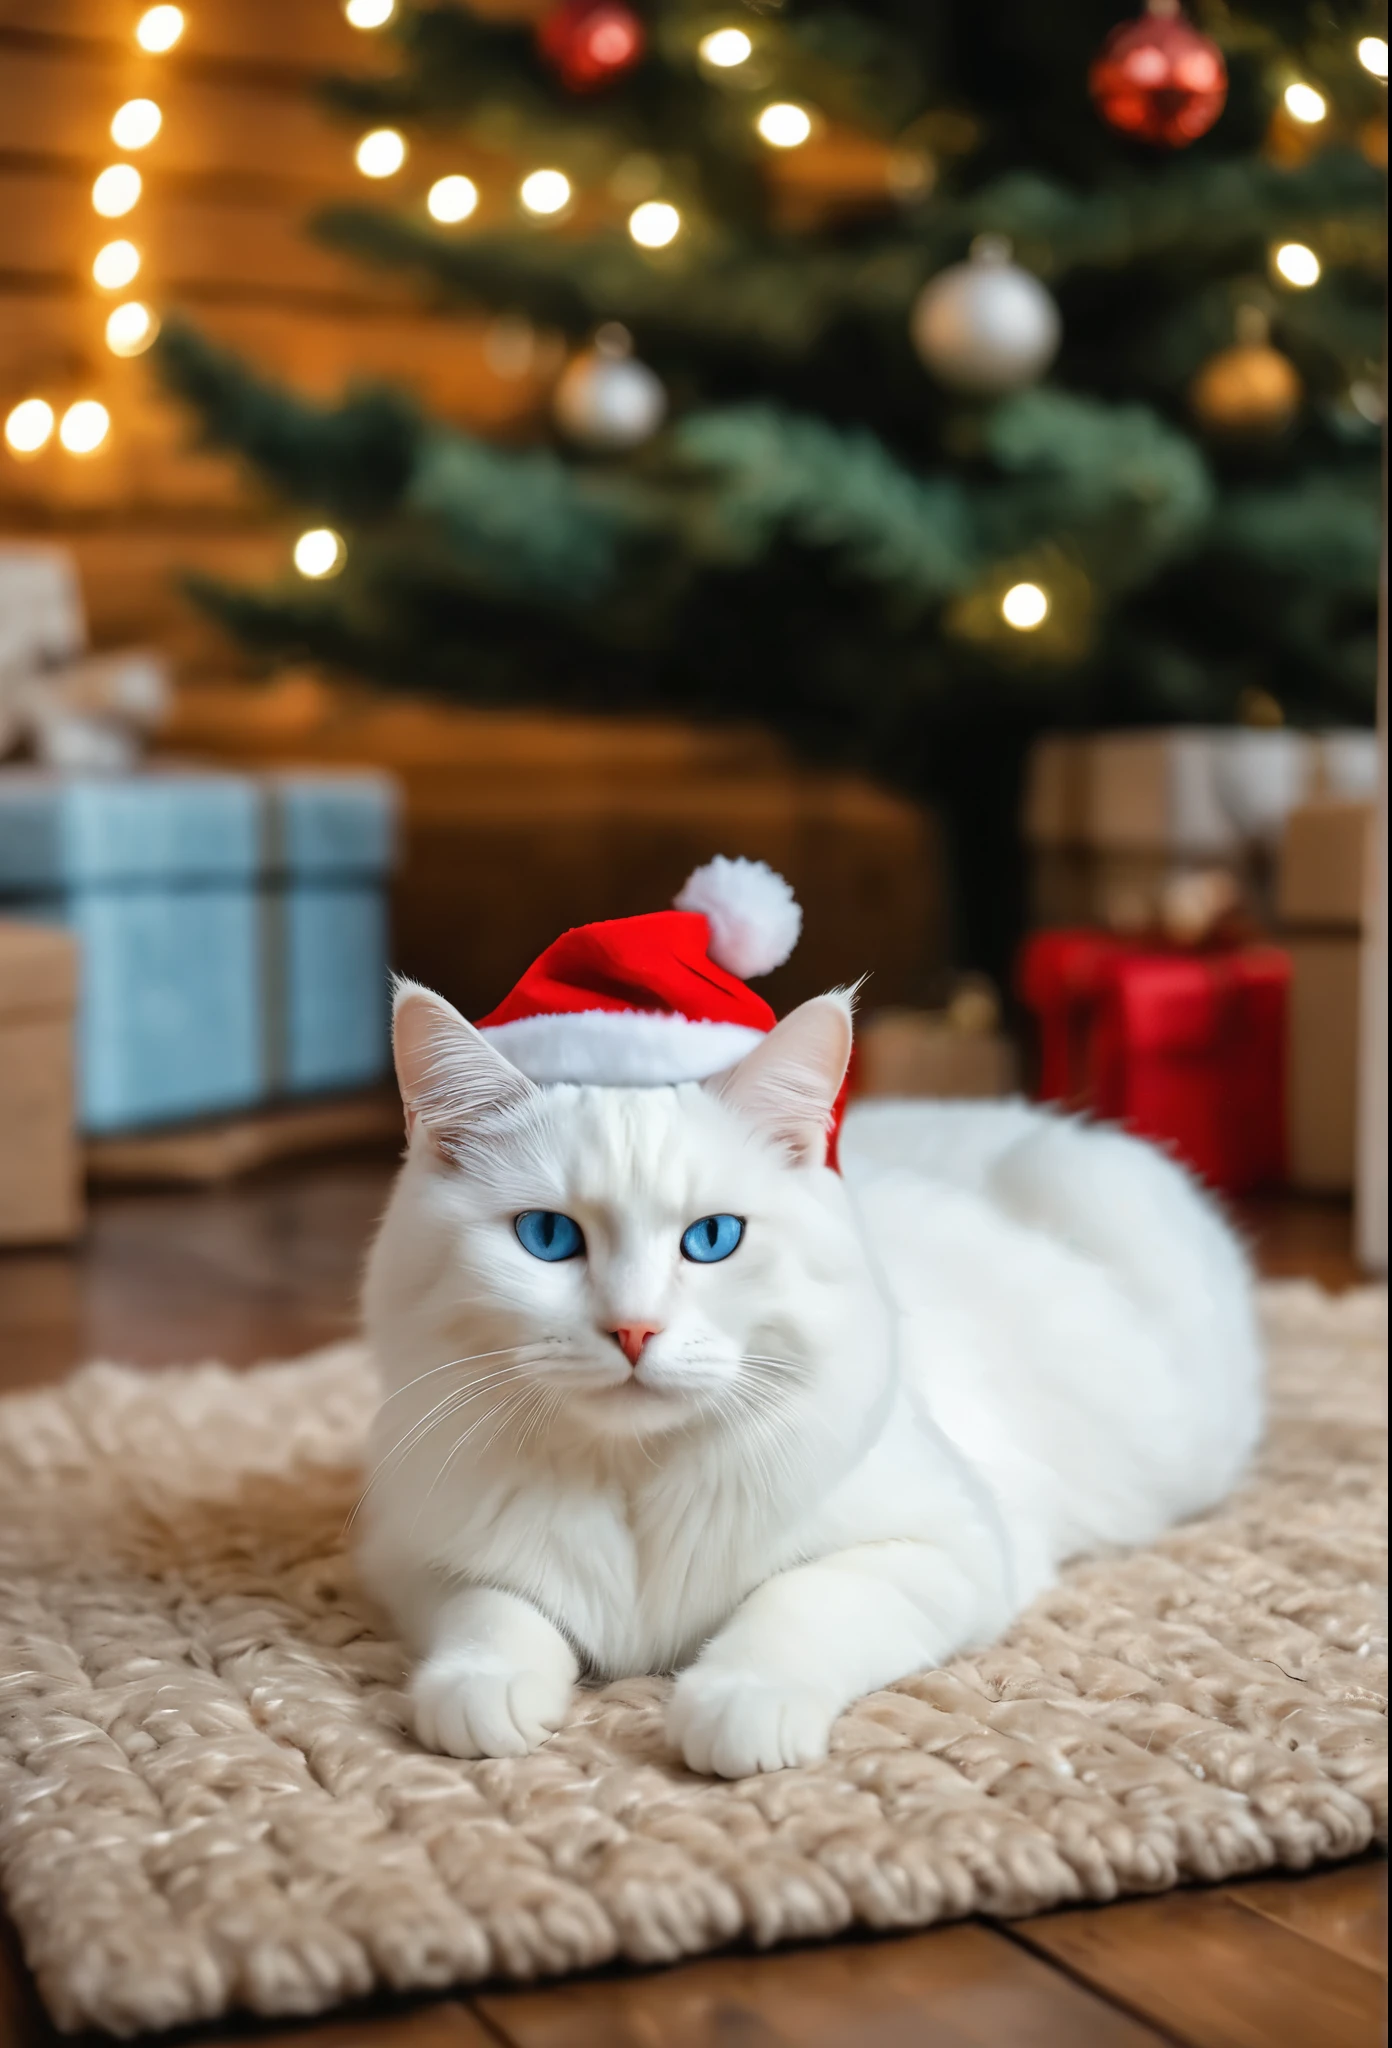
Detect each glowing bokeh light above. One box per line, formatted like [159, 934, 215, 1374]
[354, 129, 406, 177]
[1001, 582, 1049, 630]
[92, 165, 142, 217]
[93, 240, 141, 289]
[756, 102, 813, 147]
[520, 168, 572, 214]
[4, 399, 55, 456]
[628, 200, 681, 247]
[427, 175, 479, 223]
[293, 528, 347, 579]
[59, 401, 111, 455]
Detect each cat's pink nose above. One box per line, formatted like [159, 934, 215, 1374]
[612, 1323, 662, 1367]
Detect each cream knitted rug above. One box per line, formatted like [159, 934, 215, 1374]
[0, 1283, 1385, 2038]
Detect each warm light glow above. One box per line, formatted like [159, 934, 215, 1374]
[111, 98, 163, 149]
[1274, 241, 1321, 287]
[106, 301, 157, 357]
[1001, 582, 1049, 631]
[757, 102, 813, 148]
[294, 528, 347, 579]
[59, 401, 110, 455]
[427, 174, 478, 223]
[92, 239, 141, 289]
[628, 200, 680, 247]
[520, 168, 571, 215]
[355, 128, 406, 178]
[1357, 35, 1388, 79]
[4, 398, 55, 456]
[92, 165, 142, 217]
[699, 27, 752, 67]
[1283, 82, 1327, 124]
[135, 5, 184, 52]
[345, 0, 395, 25]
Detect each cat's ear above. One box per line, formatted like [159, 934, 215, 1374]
[708, 992, 853, 1167]
[392, 978, 536, 1154]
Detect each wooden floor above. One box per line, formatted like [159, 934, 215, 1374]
[0, 1155, 1384, 2048]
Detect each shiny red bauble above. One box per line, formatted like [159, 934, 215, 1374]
[1089, 7, 1227, 148]
[538, 0, 645, 92]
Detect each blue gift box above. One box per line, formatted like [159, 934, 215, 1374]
[263, 773, 397, 1097]
[0, 769, 396, 1133]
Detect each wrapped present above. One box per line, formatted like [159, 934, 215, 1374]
[0, 769, 397, 1133]
[263, 773, 397, 1096]
[856, 979, 1017, 1100]
[1277, 798, 1375, 1194]
[1023, 727, 1378, 933]
[1016, 928, 1122, 1104]
[0, 544, 170, 769]
[1017, 929, 1289, 1193]
[1090, 948, 1289, 1193]
[0, 918, 81, 1244]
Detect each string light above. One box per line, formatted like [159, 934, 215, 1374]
[294, 528, 347, 579]
[427, 174, 478, 223]
[111, 99, 163, 149]
[93, 240, 141, 289]
[699, 28, 752, 67]
[4, 399, 55, 456]
[135, 5, 184, 51]
[756, 103, 813, 148]
[106, 301, 158, 357]
[1001, 582, 1049, 630]
[1283, 82, 1327, 124]
[520, 168, 571, 215]
[59, 401, 110, 455]
[1357, 35, 1388, 79]
[1273, 241, 1321, 287]
[355, 129, 406, 177]
[628, 200, 680, 247]
[345, 0, 395, 24]
[92, 165, 142, 217]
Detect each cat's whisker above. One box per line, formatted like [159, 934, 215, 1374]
[347, 1358, 547, 1526]
[377, 1346, 536, 1404]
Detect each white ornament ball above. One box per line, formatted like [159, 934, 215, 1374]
[553, 335, 666, 450]
[911, 237, 1061, 395]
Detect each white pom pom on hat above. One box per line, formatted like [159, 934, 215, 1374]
[673, 855, 802, 979]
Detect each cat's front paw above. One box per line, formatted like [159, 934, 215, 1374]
[412, 1649, 572, 1759]
[667, 1667, 837, 1778]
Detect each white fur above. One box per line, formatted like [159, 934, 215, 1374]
[360, 983, 1262, 1779]
[673, 856, 802, 978]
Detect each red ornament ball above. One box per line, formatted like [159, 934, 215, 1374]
[538, 0, 645, 92]
[1089, 7, 1227, 148]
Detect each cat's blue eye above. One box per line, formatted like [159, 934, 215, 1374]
[681, 1214, 745, 1264]
[515, 1211, 585, 1262]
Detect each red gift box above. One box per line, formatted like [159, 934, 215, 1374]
[1018, 930, 1289, 1193]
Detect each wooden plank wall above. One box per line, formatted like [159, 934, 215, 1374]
[0, 0, 557, 665]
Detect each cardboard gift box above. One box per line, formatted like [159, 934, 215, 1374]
[1023, 728, 1378, 932]
[856, 997, 1017, 1100]
[1277, 798, 1375, 1194]
[0, 918, 81, 1243]
[0, 770, 397, 1133]
[1018, 929, 1289, 1194]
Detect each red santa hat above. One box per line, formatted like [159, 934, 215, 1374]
[476, 856, 804, 1086]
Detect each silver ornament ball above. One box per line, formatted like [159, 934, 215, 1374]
[553, 332, 667, 450]
[911, 237, 1061, 395]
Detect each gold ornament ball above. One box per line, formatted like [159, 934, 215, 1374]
[1189, 343, 1302, 434]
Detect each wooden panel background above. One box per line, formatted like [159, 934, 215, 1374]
[0, 0, 558, 658]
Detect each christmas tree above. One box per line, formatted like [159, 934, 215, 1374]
[155, 0, 1386, 976]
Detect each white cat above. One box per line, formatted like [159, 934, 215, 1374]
[359, 981, 1262, 1779]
